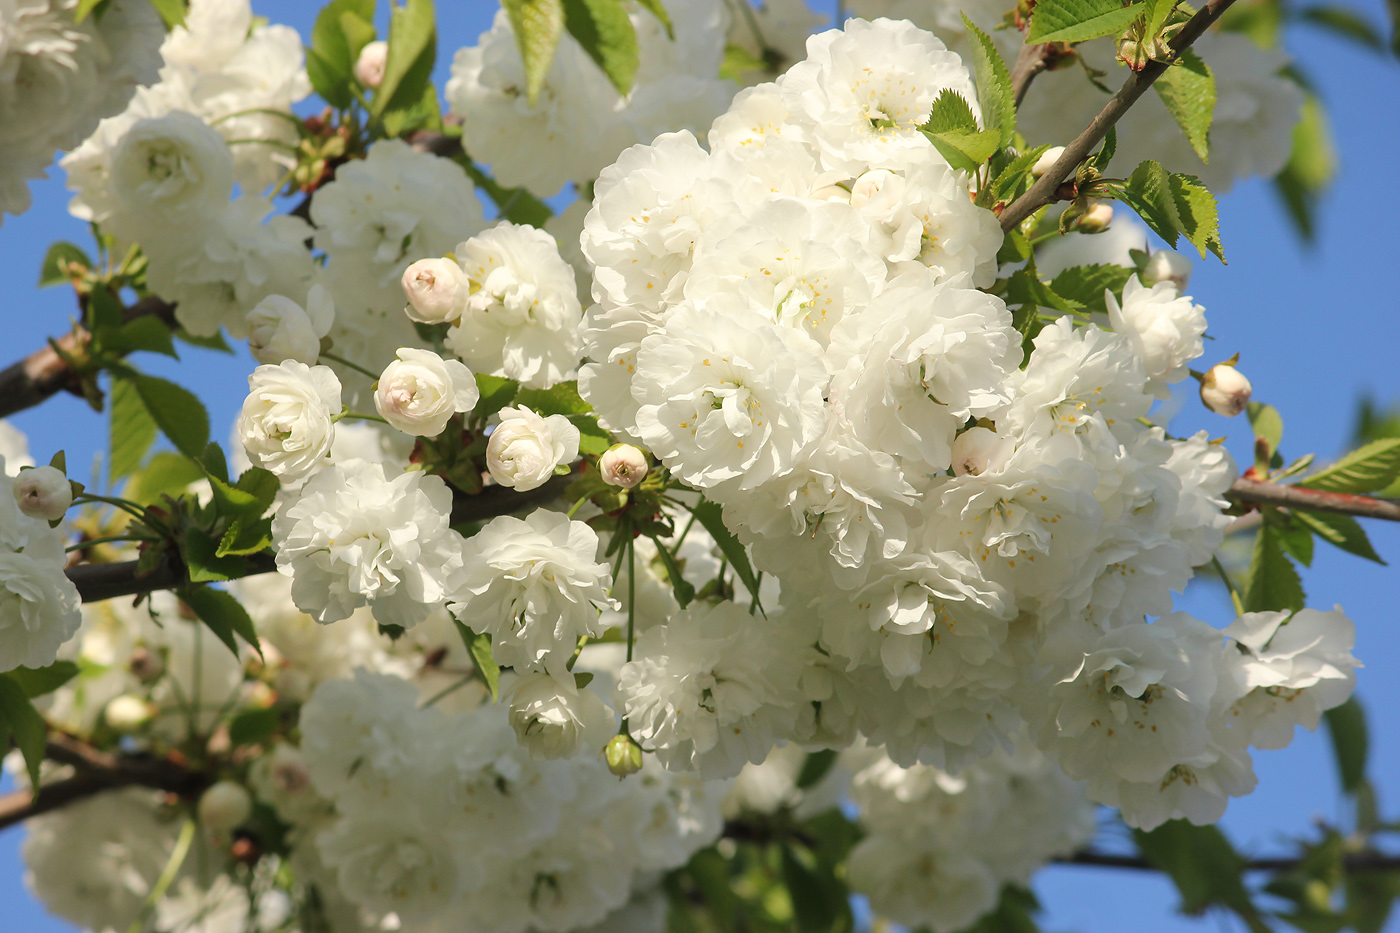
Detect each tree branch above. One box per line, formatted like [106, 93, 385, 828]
[1227, 478, 1400, 523]
[998, 0, 1238, 232]
[0, 297, 177, 420]
[1011, 40, 1051, 108]
[1057, 848, 1400, 873]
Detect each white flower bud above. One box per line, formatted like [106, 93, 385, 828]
[1032, 146, 1066, 178]
[198, 781, 253, 833]
[1141, 249, 1193, 293]
[237, 361, 343, 482]
[13, 466, 71, 521]
[1076, 202, 1114, 233]
[353, 40, 388, 89]
[951, 428, 1014, 477]
[246, 286, 334, 366]
[486, 405, 580, 492]
[600, 444, 647, 488]
[374, 348, 479, 437]
[103, 695, 153, 732]
[401, 257, 469, 325]
[267, 744, 312, 795]
[506, 673, 615, 760]
[1199, 364, 1253, 417]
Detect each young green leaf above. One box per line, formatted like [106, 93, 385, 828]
[458, 160, 554, 227]
[108, 376, 158, 484]
[73, 0, 109, 23]
[990, 145, 1051, 204]
[1134, 821, 1270, 931]
[452, 618, 501, 701]
[307, 0, 377, 109]
[1115, 160, 1225, 261]
[38, 242, 92, 287]
[1049, 263, 1134, 314]
[106, 316, 179, 359]
[0, 675, 47, 788]
[920, 89, 1001, 173]
[5, 662, 81, 699]
[1299, 5, 1387, 51]
[1324, 696, 1368, 794]
[181, 585, 263, 658]
[1271, 93, 1335, 243]
[1028, 0, 1145, 43]
[649, 536, 696, 609]
[690, 500, 762, 605]
[1142, 0, 1180, 42]
[183, 528, 250, 583]
[1154, 48, 1215, 162]
[631, 0, 673, 36]
[1242, 524, 1305, 613]
[228, 707, 281, 747]
[961, 15, 1016, 146]
[373, 0, 436, 121]
[1091, 125, 1117, 171]
[123, 452, 206, 505]
[502, 0, 566, 105]
[125, 373, 210, 461]
[1167, 171, 1225, 261]
[514, 380, 593, 416]
[1298, 438, 1400, 494]
[1292, 509, 1385, 564]
[562, 0, 639, 97]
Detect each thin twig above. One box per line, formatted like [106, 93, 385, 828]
[1227, 478, 1400, 523]
[998, 0, 1239, 232]
[1056, 848, 1400, 873]
[1011, 40, 1050, 107]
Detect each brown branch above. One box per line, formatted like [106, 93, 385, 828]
[1011, 40, 1051, 108]
[998, 0, 1238, 232]
[0, 297, 176, 420]
[0, 737, 204, 832]
[1227, 478, 1400, 523]
[1057, 848, 1400, 873]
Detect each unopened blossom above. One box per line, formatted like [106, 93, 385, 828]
[486, 405, 579, 492]
[600, 444, 648, 488]
[1142, 249, 1193, 292]
[401, 257, 469, 325]
[246, 285, 335, 365]
[1076, 203, 1114, 233]
[237, 361, 342, 482]
[505, 673, 615, 760]
[198, 781, 252, 833]
[354, 41, 388, 88]
[103, 695, 154, 733]
[950, 428, 1014, 477]
[1031, 146, 1065, 178]
[13, 466, 71, 521]
[374, 348, 479, 437]
[1199, 363, 1252, 416]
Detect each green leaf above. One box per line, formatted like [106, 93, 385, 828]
[920, 89, 1001, 174]
[458, 160, 554, 226]
[1154, 48, 1215, 162]
[308, 0, 377, 109]
[1272, 93, 1335, 243]
[515, 380, 593, 416]
[1268, 509, 1314, 567]
[562, 0, 639, 97]
[125, 373, 210, 460]
[217, 517, 273, 558]
[379, 67, 442, 137]
[1134, 821, 1269, 931]
[174, 328, 234, 353]
[182, 528, 249, 583]
[990, 145, 1052, 204]
[1050, 263, 1134, 314]
[690, 500, 762, 606]
[502, 0, 566, 105]
[796, 749, 838, 790]
[73, 0, 108, 23]
[1115, 160, 1224, 261]
[6, 662, 80, 698]
[106, 315, 178, 358]
[780, 843, 849, 932]
[650, 536, 696, 609]
[1292, 509, 1385, 564]
[962, 15, 1016, 146]
[1167, 171, 1225, 262]
[1298, 438, 1400, 494]
[1299, 6, 1386, 51]
[1005, 267, 1080, 313]
[372, 0, 436, 121]
[0, 675, 46, 788]
[38, 242, 92, 287]
[1247, 401, 1284, 456]
[1388, 0, 1400, 55]
[228, 706, 280, 747]
[1242, 524, 1305, 613]
[1028, 0, 1145, 43]
[88, 285, 124, 333]
[570, 415, 613, 456]
[1324, 696, 1368, 794]
[1091, 125, 1117, 171]
[452, 618, 500, 701]
[149, 0, 186, 28]
[472, 373, 520, 420]
[1142, 0, 1179, 41]
[108, 376, 158, 484]
[181, 585, 262, 658]
[124, 452, 205, 505]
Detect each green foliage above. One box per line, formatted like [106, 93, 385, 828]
[458, 157, 555, 226]
[794, 750, 837, 790]
[109, 376, 158, 483]
[306, 0, 377, 110]
[989, 145, 1052, 205]
[0, 674, 46, 787]
[453, 618, 500, 701]
[1248, 401, 1284, 466]
[471, 373, 520, 421]
[1113, 160, 1225, 261]
[373, 0, 437, 126]
[1324, 696, 1368, 794]
[1141, 0, 1179, 44]
[961, 16, 1016, 146]
[38, 242, 92, 287]
[1134, 821, 1270, 932]
[124, 452, 205, 506]
[148, 0, 188, 28]
[1298, 438, 1400, 494]
[180, 584, 262, 658]
[73, 0, 108, 23]
[1027, 0, 1144, 44]
[502, 0, 566, 105]
[562, 0, 639, 97]
[515, 380, 593, 416]
[920, 90, 1002, 174]
[690, 500, 762, 607]
[228, 706, 281, 747]
[5, 662, 80, 698]
[109, 369, 210, 461]
[1154, 48, 1216, 162]
[1242, 523, 1306, 613]
[650, 536, 696, 609]
[1292, 509, 1385, 564]
[1273, 93, 1336, 243]
[1049, 263, 1134, 314]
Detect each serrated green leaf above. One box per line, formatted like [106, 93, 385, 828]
[1028, 0, 1145, 43]
[1155, 48, 1215, 161]
[690, 500, 762, 606]
[472, 373, 520, 420]
[1268, 510, 1314, 567]
[1115, 160, 1225, 262]
[1051, 263, 1134, 314]
[6, 662, 80, 698]
[569, 414, 612, 456]
[515, 380, 592, 416]
[198, 441, 229, 485]
[1299, 438, 1400, 494]
[452, 619, 500, 701]
[921, 89, 1001, 173]
[962, 15, 1016, 146]
[458, 159, 554, 225]
[1167, 171, 1224, 261]
[373, 0, 435, 121]
[990, 145, 1051, 204]
[1242, 524, 1305, 613]
[502, 0, 566, 105]
[650, 536, 695, 609]
[181, 585, 262, 658]
[996, 227, 1032, 265]
[108, 376, 158, 484]
[228, 706, 280, 747]
[123, 452, 205, 505]
[1292, 509, 1385, 564]
[236, 467, 280, 512]
[217, 517, 273, 557]
[1006, 267, 1080, 313]
[107, 315, 178, 358]
[1091, 125, 1117, 171]
[183, 528, 247, 583]
[1134, 821, 1269, 931]
[124, 373, 209, 460]
[1324, 696, 1368, 794]
[0, 675, 46, 788]
[562, 0, 638, 97]
[38, 242, 92, 287]
[309, 0, 377, 109]
[379, 65, 442, 137]
[1143, 0, 1178, 40]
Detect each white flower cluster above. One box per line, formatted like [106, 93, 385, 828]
[0, 0, 162, 223]
[61, 0, 315, 339]
[0, 457, 80, 672]
[293, 668, 725, 931]
[447, 0, 735, 197]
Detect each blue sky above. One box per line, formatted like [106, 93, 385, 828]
[0, 0, 1396, 929]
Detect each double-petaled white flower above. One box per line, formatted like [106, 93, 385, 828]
[485, 405, 579, 492]
[237, 361, 342, 483]
[374, 349, 479, 438]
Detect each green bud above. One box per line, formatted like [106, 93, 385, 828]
[604, 733, 644, 778]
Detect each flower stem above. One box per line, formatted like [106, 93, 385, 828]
[321, 351, 380, 380]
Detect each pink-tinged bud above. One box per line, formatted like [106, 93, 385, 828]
[401, 257, 469, 325]
[198, 781, 253, 833]
[951, 428, 1014, 477]
[354, 41, 388, 89]
[600, 444, 648, 488]
[1076, 202, 1114, 234]
[129, 646, 164, 683]
[1031, 146, 1065, 178]
[1141, 249, 1193, 292]
[13, 465, 72, 521]
[1199, 364, 1252, 417]
[604, 733, 644, 778]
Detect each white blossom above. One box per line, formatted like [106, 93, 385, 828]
[237, 361, 343, 483]
[246, 285, 335, 366]
[12, 465, 71, 521]
[506, 673, 616, 760]
[401, 256, 470, 325]
[375, 348, 479, 438]
[1107, 274, 1207, 398]
[486, 405, 580, 492]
